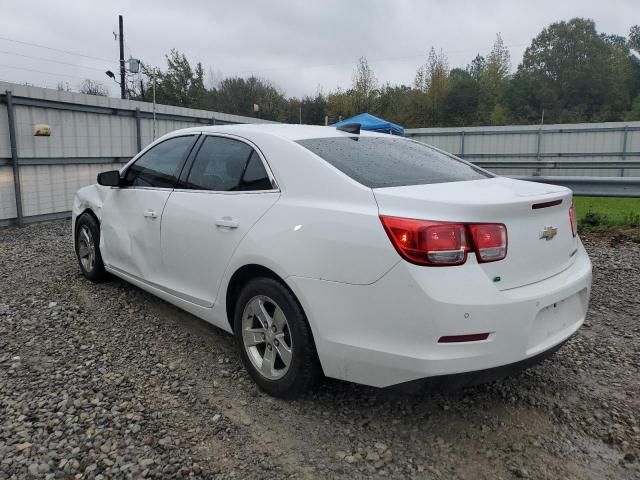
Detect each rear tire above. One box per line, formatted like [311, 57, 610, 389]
[75, 213, 108, 282]
[234, 277, 321, 399]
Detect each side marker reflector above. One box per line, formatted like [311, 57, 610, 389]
[438, 333, 490, 343]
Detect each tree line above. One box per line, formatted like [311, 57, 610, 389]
[102, 18, 640, 127]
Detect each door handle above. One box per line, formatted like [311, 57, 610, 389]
[143, 209, 158, 219]
[215, 217, 239, 229]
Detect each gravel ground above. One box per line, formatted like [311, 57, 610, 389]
[0, 220, 638, 480]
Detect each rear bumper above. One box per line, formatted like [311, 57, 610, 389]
[391, 335, 571, 393]
[287, 240, 592, 388]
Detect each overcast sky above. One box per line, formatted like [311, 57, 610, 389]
[1, 0, 637, 98]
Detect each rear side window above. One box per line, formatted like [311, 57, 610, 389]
[184, 136, 272, 191]
[124, 135, 195, 188]
[241, 151, 273, 190]
[296, 136, 491, 188]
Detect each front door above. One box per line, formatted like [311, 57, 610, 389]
[159, 134, 280, 308]
[100, 134, 198, 283]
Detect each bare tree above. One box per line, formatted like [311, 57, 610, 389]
[414, 47, 450, 124]
[485, 33, 511, 79]
[352, 57, 378, 112]
[414, 47, 449, 94]
[478, 33, 511, 124]
[56, 82, 72, 92]
[78, 79, 109, 97]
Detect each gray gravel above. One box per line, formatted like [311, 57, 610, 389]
[0, 220, 638, 479]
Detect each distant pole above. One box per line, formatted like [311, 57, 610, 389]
[5, 91, 24, 227]
[299, 105, 302, 125]
[152, 71, 157, 140]
[135, 108, 142, 152]
[535, 108, 545, 177]
[118, 15, 126, 99]
[324, 115, 328, 126]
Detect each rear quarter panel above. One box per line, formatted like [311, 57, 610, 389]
[220, 132, 400, 286]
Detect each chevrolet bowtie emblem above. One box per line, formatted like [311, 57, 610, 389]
[540, 226, 558, 241]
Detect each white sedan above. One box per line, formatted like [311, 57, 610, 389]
[72, 124, 592, 398]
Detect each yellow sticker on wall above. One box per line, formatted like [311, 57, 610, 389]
[34, 124, 52, 136]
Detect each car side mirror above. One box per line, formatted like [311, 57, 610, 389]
[97, 170, 122, 187]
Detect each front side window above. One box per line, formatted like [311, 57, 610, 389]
[124, 135, 196, 188]
[184, 136, 273, 191]
[296, 136, 492, 188]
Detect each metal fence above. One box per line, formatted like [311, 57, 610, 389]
[406, 123, 640, 197]
[2, 81, 639, 228]
[405, 123, 640, 177]
[0, 81, 274, 227]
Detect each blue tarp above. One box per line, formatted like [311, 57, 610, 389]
[332, 113, 405, 135]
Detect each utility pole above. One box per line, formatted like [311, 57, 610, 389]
[118, 15, 126, 99]
[152, 69, 157, 139]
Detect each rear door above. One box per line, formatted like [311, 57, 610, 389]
[159, 134, 279, 307]
[100, 134, 198, 282]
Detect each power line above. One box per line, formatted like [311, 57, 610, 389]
[0, 62, 104, 81]
[0, 35, 118, 64]
[0, 50, 109, 72]
[0, 33, 529, 82]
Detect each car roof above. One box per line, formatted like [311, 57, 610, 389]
[168, 123, 388, 141]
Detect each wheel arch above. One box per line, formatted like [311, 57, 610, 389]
[76, 208, 99, 228]
[74, 208, 100, 250]
[225, 264, 290, 332]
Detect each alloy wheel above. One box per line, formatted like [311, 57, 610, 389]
[77, 225, 96, 273]
[241, 295, 293, 380]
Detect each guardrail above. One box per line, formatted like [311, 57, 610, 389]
[405, 123, 640, 179]
[511, 176, 640, 197]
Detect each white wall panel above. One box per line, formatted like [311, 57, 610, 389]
[626, 130, 640, 152]
[0, 167, 17, 220]
[13, 106, 138, 159]
[19, 163, 121, 217]
[0, 103, 10, 159]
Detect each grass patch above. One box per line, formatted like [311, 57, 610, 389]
[574, 196, 640, 227]
[573, 196, 640, 240]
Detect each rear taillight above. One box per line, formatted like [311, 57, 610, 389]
[569, 202, 577, 237]
[468, 223, 507, 262]
[379, 216, 469, 266]
[380, 216, 507, 266]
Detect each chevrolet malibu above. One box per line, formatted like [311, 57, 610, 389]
[72, 124, 592, 398]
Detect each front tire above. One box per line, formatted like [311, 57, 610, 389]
[75, 213, 107, 282]
[234, 277, 321, 399]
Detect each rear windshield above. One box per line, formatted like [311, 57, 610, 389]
[296, 136, 492, 188]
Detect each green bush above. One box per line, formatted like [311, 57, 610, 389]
[623, 212, 640, 227]
[579, 210, 607, 229]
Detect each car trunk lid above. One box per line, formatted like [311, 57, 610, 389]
[373, 177, 577, 290]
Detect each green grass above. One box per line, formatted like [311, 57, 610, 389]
[573, 196, 640, 228]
